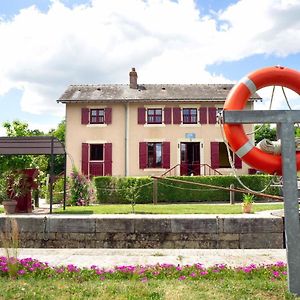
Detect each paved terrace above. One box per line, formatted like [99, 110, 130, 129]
[0, 248, 286, 268]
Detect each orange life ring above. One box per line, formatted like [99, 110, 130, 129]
[223, 66, 300, 175]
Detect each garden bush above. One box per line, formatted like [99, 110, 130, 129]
[94, 176, 153, 204]
[94, 175, 280, 204]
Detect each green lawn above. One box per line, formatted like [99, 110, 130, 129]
[55, 203, 284, 214]
[0, 277, 297, 300]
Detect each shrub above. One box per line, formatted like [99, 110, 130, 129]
[69, 169, 96, 206]
[94, 175, 280, 204]
[94, 177, 152, 204]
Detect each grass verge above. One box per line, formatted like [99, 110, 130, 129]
[0, 257, 298, 300]
[0, 277, 298, 299]
[54, 203, 284, 214]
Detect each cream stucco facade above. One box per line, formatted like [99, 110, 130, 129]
[64, 101, 254, 177]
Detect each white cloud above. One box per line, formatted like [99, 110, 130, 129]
[0, 0, 300, 117]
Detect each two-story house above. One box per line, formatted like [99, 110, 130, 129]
[57, 68, 261, 177]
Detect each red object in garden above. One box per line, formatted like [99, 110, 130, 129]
[15, 168, 39, 213]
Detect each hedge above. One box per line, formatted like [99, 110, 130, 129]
[93, 175, 281, 204]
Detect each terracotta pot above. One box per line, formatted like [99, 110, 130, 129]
[242, 203, 252, 213]
[3, 200, 17, 214]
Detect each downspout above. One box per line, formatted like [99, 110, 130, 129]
[125, 102, 129, 176]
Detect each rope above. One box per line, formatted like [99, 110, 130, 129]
[153, 176, 283, 201]
[218, 116, 276, 193]
[246, 86, 276, 136]
[157, 180, 219, 192]
[96, 181, 153, 192]
[281, 86, 292, 110]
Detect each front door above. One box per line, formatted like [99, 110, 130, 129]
[180, 142, 200, 175]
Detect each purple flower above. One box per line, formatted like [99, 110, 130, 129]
[141, 277, 148, 283]
[275, 261, 286, 267]
[90, 265, 97, 270]
[56, 268, 64, 274]
[273, 271, 280, 278]
[195, 263, 204, 270]
[189, 272, 196, 278]
[17, 269, 26, 276]
[178, 276, 186, 281]
[200, 271, 208, 276]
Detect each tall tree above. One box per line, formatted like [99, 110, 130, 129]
[0, 121, 46, 173]
[254, 124, 277, 144]
[49, 120, 65, 174]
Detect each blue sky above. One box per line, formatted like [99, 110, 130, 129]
[0, 0, 299, 135]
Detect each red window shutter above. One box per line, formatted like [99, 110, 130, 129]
[105, 108, 112, 124]
[104, 143, 112, 176]
[199, 107, 207, 124]
[234, 154, 242, 169]
[81, 108, 89, 125]
[138, 107, 146, 124]
[162, 142, 170, 169]
[164, 108, 172, 124]
[139, 142, 147, 169]
[208, 107, 217, 124]
[81, 143, 89, 175]
[90, 162, 104, 177]
[173, 107, 181, 124]
[210, 142, 219, 169]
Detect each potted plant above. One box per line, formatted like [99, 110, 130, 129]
[242, 193, 254, 213]
[0, 171, 29, 214]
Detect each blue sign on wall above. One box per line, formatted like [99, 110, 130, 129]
[185, 133, 196, 139]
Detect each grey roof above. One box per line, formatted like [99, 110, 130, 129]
[57, 83, 261, 103]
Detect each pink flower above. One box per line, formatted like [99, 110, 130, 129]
[141, 277, 148, 283]
[200, 271, 208, 276]
[17, 269, 26, 275]
[273, 271, 280, 278]
[189, 272, 196, 278]
[275, 261, 286, 267]
[178, 276, 186, 281]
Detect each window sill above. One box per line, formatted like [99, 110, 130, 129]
[143, 168, 167, 172]
[144, 124, 166, 128]
[87, 124, 107, 128]
[179, 124, 201, 127]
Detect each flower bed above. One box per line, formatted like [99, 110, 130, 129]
[0, 256, 287, 282]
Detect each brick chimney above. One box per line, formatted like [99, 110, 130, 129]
[129, 67, 138, 89]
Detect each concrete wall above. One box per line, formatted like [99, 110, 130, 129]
[0, 215, 284, 249]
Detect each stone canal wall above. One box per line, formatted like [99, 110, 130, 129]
[0, 215, 284, 249]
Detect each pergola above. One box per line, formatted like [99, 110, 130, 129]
[0, 136, 66, 213]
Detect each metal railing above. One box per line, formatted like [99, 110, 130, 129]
[161, 163, 223, 177]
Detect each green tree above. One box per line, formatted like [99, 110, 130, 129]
[0, 121, 46, 173]
[48, 120, 65, 174]
[254, 124, 277, 144]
